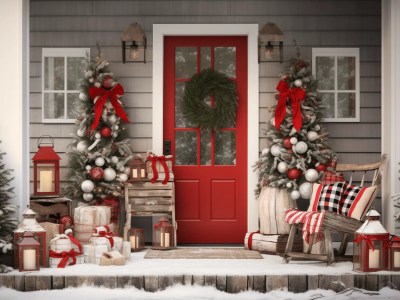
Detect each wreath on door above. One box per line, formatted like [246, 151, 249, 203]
[182, 69, 238, 132]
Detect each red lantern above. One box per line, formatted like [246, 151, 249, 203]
[32, 136, 61, 197]
[287, 168, 301, 180]
[153, 217, 175, 249]
[129, 156, 147, 182]
[353, 210, 389, 272]
[283, 137, 292, 149]
[389, 236, 400, 271]
[16, 232, 40, 272]
[100, 126, 112, 138]
[128, 228, 145, 252]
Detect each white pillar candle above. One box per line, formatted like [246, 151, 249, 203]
[369, 249, 380, 269]
[39, 170, 53, 192]
[132, 169, 138, 178]
[23, 249, 36, 270]
[140, 169, 146, 178]
[165, 233, 170, 248]
[160, 232, 164, 247]
[394, 252, 400, 268]
[130, 235, 136, 249]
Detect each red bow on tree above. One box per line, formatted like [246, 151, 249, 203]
[89, 83, 130, 130]
[275, 80, 306, 131]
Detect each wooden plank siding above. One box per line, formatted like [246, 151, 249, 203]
[29, 0, 381, 209]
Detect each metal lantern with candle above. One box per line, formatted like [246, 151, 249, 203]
[389, 235, 400, 271]
[121, 22, 147, 63]
[153, 217, 175, 250]
[258, 23, 284, 63]
[353, 210, 389, 272]
[128, 228, 145, 251]
[16, 232, 40, 272]
[14, 206, 48, 268]
[129, 156, 147, 182]
[32, 135, 61, 197]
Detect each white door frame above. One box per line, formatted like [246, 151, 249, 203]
[152, 24, 259, 232]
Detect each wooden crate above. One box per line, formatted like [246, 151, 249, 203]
[30, 197, 72, 222]
[124, 181, 176, 246]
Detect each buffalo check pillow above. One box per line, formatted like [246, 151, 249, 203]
[308, 182, 377, 220]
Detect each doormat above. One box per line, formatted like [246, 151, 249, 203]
[144, 248, 263, 259]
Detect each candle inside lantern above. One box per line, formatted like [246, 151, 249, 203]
[132, 169, 138, 178]
[39, 170, 53, 192]
[23, 249, 36, 270]
[130, 235, 136, 249]
[394, 252, 400, 268]
[140, 169, 145, 178]
[369, 249, 380, 269]
[164, 233, 170, 248]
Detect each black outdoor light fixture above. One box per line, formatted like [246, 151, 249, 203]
[258, 23, 284, 63]
[121, 22, 147, 63]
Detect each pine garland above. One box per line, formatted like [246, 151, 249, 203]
[182, 69, 237, 131]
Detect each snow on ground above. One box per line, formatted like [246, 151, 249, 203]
[7, 250, 396, 276]
[1, 285, 400, 300]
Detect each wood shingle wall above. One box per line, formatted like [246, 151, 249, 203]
[29, 0, 382, 206]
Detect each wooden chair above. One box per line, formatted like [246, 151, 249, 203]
[282, 154, 387, 265]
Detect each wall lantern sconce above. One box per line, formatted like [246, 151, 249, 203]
[258, 23, 284, 63]
[32, 135, 61, 197]
[121, 22, 147, 63]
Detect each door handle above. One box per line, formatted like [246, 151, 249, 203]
[163, 140, 171, 156]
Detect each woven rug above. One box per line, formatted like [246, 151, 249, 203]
[144, 248, 263, 259]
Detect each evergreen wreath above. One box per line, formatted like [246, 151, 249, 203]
[182, 69, 238, 131]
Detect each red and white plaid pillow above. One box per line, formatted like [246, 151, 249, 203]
[308, 182, 345, 213]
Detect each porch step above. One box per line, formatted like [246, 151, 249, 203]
[0, 273, 399, 293]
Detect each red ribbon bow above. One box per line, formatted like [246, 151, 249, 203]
[49, 249, 79, 268]
[275, 80, 306, 131]
[98, 231, 114, 248]
[67, 233, 83, 254]
[146, 155, 170, 185]
[88, 83, 130, 130]
[354, 234, 375, 251]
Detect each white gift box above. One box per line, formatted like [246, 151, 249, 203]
[74, 206, 111, 243]
[89, 236, 123, 252]
[49, 254, 85, 268]
[83, 244, 108, 264]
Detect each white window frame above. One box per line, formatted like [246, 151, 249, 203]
[312, 48, 360, 122]
[42, 48, 89, 123]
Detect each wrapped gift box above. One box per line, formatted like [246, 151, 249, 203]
[50, 254, 84, 268]
[83, 244, 108, 264]
[50, 235, 81, 253]
[89, 235, 123, 252]
[74, 206, 111, 243]
[99, 251, 125, 266]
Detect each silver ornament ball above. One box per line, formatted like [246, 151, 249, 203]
[290, 190, 301, 200]
[95, 157, 105, 167]
[294, 79, 303, 87]
[103, 167, 117, 181]
[286, 182, 293, 188]
[118, 173, 128, 182]
[290, 137, 298, 145]
[81, 180, 94, 193]
[83, 192, 93, 202]
[305, 169, 319, 182]
[111, 156, 119, 164]
[307, 131, 318, 142]
[77, 141, 87, 152]
[277, 161, 289, 173]
[270, 144, 282, 157]
[78, 93, 87, 101]
[85, 165, 92, 171]
[261, 148, 269, 156]
[295, 141, 308, 154]
[299, 182, 313, 199]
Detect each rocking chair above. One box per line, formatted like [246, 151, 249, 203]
[282, 154, 387, 265]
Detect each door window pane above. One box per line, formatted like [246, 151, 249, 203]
[175, 82, 193, 127]
[215, 131, 236, 165]
[175, 47, 197, 78]
[44, 93, 65, 119]
[337, 93, 356, 118]
[319, 93, 335, 118]
[200, 132, 211, 165]
[337, 57, 356, 90]
[200, 47, 211, 71]
[67, 57, 85, 90]
[67, 93, 79, 119]
[215, 47, 236, 78]
[44, 57, 64, 90]
[175, 131, 197, 165]
[316, 56, 334, 90]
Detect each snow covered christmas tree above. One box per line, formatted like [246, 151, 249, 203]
[255, 46, 336, 201]
[65, 47, 133, 204]
[0, 142, 18, 273]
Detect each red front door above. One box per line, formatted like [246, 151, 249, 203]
[164, 36, 247, 243]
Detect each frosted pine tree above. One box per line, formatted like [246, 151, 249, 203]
[255, 47, 336, 201]
[65, 47, 133, 204]
[0, 142, 18, 273]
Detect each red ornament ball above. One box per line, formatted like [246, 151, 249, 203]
[100, 126, 112, 138]
[102, 75, 114, 89]
[283, 137, 292, 149]
[315, 164, 327, 172]
[287, 168, 302, 180]
[295, 60, 308, 71]
[90, 167, 104, 181]
[327, 159, 337, 169]
[59, 215, 73, 228]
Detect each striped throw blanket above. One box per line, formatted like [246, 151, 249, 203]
[285, 208, 325, 244]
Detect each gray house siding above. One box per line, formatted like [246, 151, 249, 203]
[29, 0, 382, 204]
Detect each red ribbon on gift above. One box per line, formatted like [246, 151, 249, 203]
[146, 155, 170, 185]
[88, 83, 130, 130]
[98, 231, 114, 248]
[275, 80, 306, 131]
[67, 233, 83, 254]
[354, 234, 375, 251]
[49, 249, 79, 268]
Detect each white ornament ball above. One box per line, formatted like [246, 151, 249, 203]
[94, 81, 101, 88]
[111, 156, 119, 164]
[95, 132, 101, 139]
[113, 125, 119, 131]
[79, 92, 87, 101]
[305, 169, 319, 182]
[307, 131, 318, 142]
[85, 165, 92, 171]
[314, 125, 321, 131]
[295, 141, 308, 154]
[83, 192, 93, 202]
[77, 128, 85, 137]
[112, 132, 118, 138]
[103, 167, 117, 181]
[290, 137, 298, 145]
[294, 79, 303, 87]
[118, 173, 128, 182]
[270, 144, 281, 157]
[261, 148, 269, 156]
[286, 182, 293, 188]
[108, 114, 117, 125]
[290, 190, 301, 200]
[89, 78, 94, 83]
[86, 70, 93, 78]
[124, 167, 131, 175]
[81, 180, 94, 193]
[299, 182, 313, 199]
[277, 161, 289, 173]
[270, 117, 276, 126]
[77, 141, 87, 152]
[95, 157, 105, 167]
